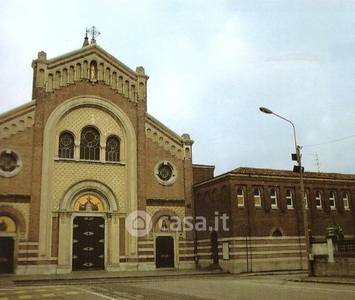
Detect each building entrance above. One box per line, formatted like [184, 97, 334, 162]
[72, 216, 104, 271]
[0, 237, 14, 273]
[156, 236, 174, 268]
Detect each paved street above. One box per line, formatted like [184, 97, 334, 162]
[0, 285, 113, 300]
[1, 273, 355, 299]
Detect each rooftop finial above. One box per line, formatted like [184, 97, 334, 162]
[87, 26, 101, 44]
[82, 28, 89, 47]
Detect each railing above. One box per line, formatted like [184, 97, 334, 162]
[336, 240, 355, 254]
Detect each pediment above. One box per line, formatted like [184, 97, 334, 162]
[32, 43, 148, 97]
[47, 43, 138, 80]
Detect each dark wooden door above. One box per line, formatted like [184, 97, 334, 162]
[72, 216, 104, 271]
[0, 237, 14, 273]
[156, 236, 174, 268]
[211, 231, 219, 264]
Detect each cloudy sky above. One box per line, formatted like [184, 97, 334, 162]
[1, 0, 355, 175]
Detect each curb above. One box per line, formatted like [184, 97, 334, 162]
[2, 269, 230, 286]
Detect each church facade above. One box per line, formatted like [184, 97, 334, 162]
[0, 35, 195, 274]
[1, 34, 355, 276]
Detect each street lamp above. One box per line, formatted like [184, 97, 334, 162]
[259, 107, 312, 276]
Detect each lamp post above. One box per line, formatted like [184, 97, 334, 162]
[259, 107, 312, 276]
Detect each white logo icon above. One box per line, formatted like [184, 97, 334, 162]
[125, 210, 152, 237]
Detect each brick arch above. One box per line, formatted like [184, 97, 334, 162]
[40, 95, 138, 258]
[151, 209, 179, 227]
[269, 227, 286, 237]
[60, 180, 118, 212]
[0, 205, 26, 233]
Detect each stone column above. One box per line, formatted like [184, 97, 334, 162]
[57, 212, 71, 274]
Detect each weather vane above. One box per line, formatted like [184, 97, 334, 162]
[86, 26, 101, 42]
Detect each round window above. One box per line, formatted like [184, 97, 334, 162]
[158, 164, 173, 181]
[154, 161, 177, 185]
[0, 150, 22, 177]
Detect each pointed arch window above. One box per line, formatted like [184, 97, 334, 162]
[80, 127, 100, 160]
[59, 131, 74, 159]
[105, 136, 120, 162]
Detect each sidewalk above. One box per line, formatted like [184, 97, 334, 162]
[235, 270, 355, 286]
[0, 268, 228, 288]
[1, 269, 355, 288]
[295, 275, 355, 286]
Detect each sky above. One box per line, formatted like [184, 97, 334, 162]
[1, 0, 355, 176]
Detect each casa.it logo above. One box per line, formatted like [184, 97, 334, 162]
[125, 210, 153, 237]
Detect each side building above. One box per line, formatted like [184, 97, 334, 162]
[0, 36, 195, 274]
[193, 166, 355, 273]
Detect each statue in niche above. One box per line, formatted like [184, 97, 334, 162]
[90, 65, 97, 81]
[0, 219, 8, 231]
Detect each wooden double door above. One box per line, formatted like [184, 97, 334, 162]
[156, 236, 175, 268]
[72, 216, 104, 271]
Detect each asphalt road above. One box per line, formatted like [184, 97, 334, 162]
[2, 274, 355, 299]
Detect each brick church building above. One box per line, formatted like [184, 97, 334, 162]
[1, 32, 355, 275]
[0, 32, 195, 274]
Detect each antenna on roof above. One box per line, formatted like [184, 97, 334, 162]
[87, 26, 101, 44]
[313, 154, 322, 173]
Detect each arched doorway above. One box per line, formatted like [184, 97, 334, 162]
[0, 216, 16, 273]
[57, 181, 122, 274]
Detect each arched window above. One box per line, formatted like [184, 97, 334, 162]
[329, 191, 336, 209]
[254, 189, 262, 207]
[58, 131, 74, 159]
[286, 189, 293, 209]
[315, 191, 322, 208]
[80, 127, 100, 160]
[105, 136, 120, 162]
[237, 188, 244, 207]
[343, 192, 350, 210]
[270, 189, 277, 208]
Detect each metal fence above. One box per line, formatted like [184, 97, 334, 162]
[336, 240, 355, 254]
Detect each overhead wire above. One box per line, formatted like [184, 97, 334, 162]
[303, 134, 355, 148]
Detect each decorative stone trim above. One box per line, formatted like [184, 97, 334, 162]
[154, 160, 177, 186]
